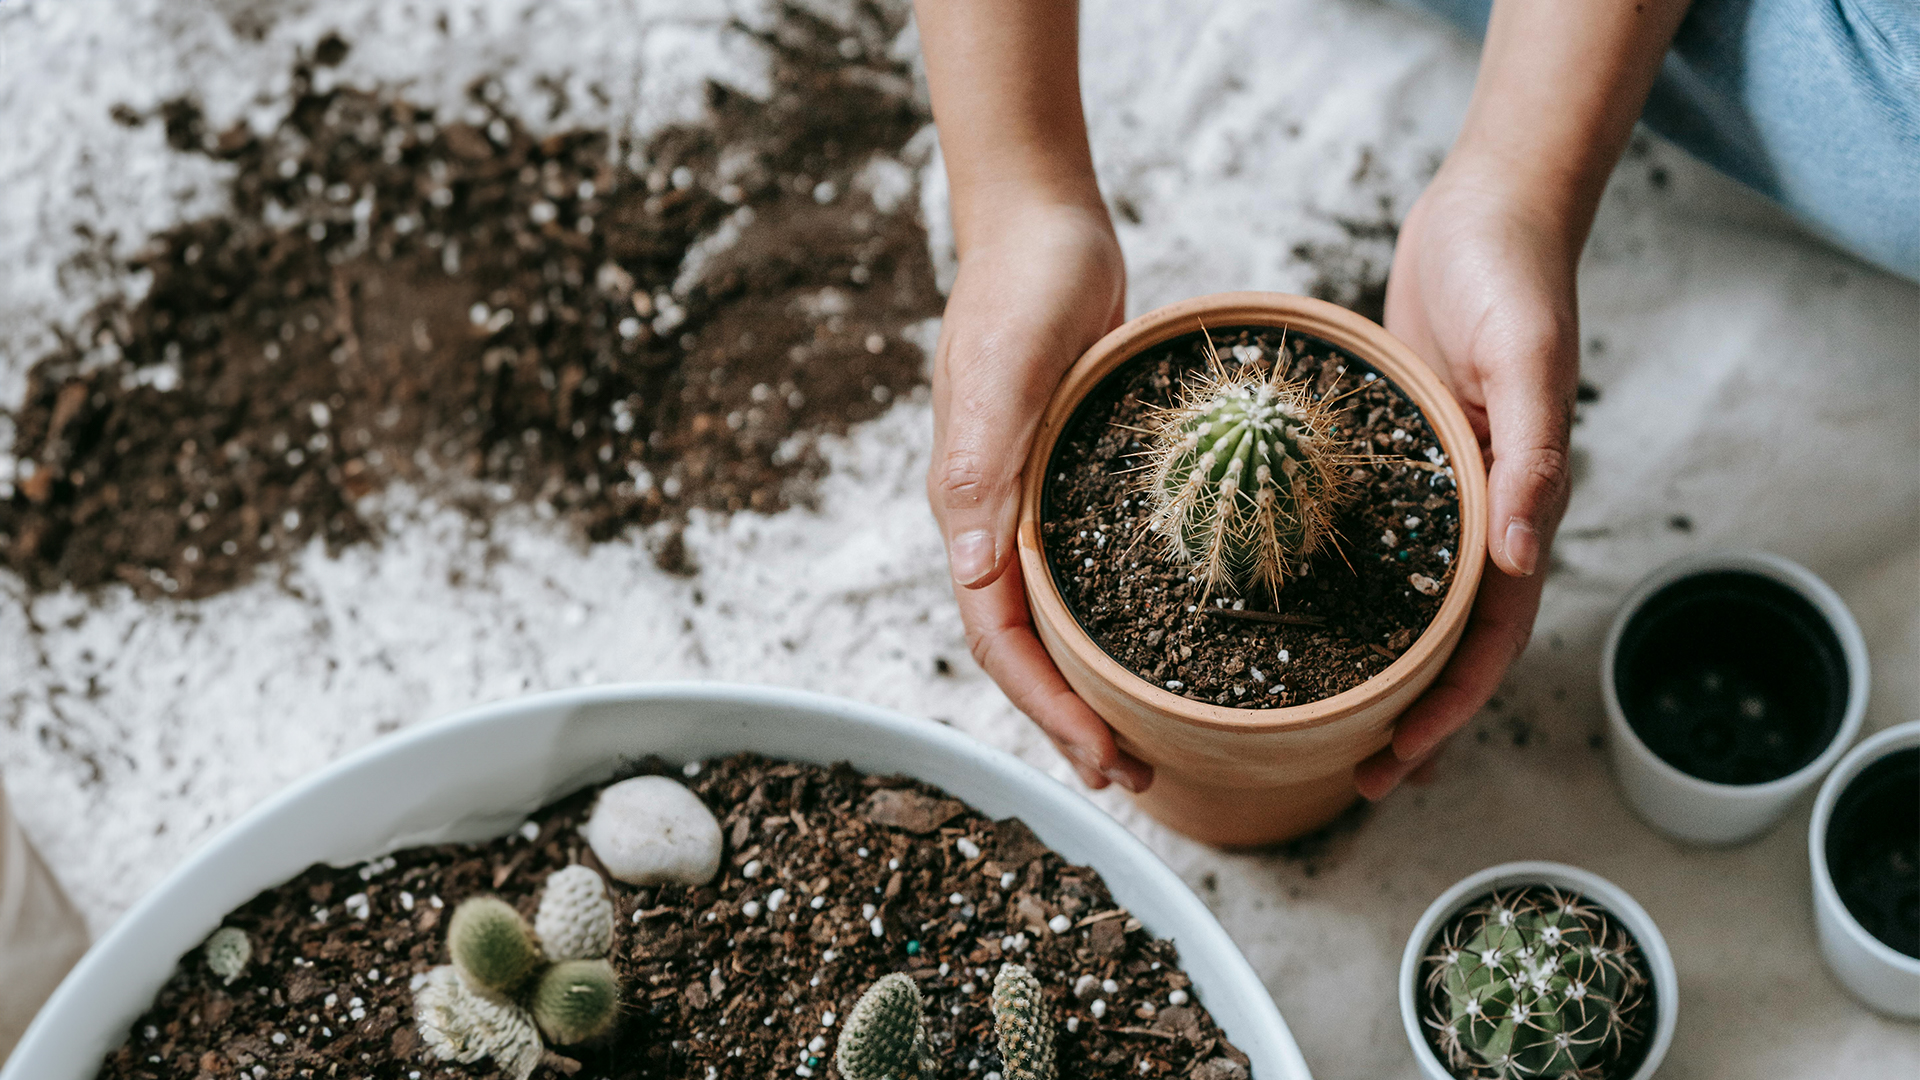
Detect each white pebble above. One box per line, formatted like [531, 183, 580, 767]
[810, 896, 826, 910]
[822, 1011, 836, 1026]
[823, 949, 837, 962]
[1048, 914, 1072, 934]
[767, 888, 788, 912]
[1169, 989, 1190, 1005]
[1277, 649, 1290, 664]
[862, 903, 877, 919]
[584, 776, 723, 886]
[743, 860, 763, 879]
[682, 761, 703, 777]
[1066, 1016, 1080, 1033]
[1074, 974, 1099, 998]
[742, 901, 762, 918]
[1000, 872, 1017, 889]
[518, 821, 540, 842]
[1103, 978, 1119, 994]
[956, 837, 982, 860]
[1091, 1000, 1107, 1019]
[870, 916, 885, 937]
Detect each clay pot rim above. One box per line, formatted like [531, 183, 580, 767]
[1016, 291, 1488, 736]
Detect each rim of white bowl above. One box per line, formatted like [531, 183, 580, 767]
[1397, 861, 1678, 1080]
[10, 682, 1309, 1078]
[1809, 720, 1920, 975]
[1600, 550, 1870, 799]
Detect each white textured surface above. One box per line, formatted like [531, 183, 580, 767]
[1, 0, 1916, 1076]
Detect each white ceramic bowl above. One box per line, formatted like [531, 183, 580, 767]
[1601, 551, 1868, 845]
[1809, 720, 1920, 1018]
[5, 683, 1311, 1078]
[1397, 861, 1677, 1080]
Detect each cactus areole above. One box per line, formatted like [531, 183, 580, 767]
[1142, 336, 1352, 595]
[1423, 888, 1652, 1079]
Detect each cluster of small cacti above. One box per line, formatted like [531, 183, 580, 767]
[835, 964, 1056, 1080]
[415, 865, 621, 1079]
[1422, 888, 1647, 1079]
[1141, 334, 1352, 594]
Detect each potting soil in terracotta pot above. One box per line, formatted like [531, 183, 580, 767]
[1612, 571, 1849, 784]
[93, 755, 1249, 1079]
[1415, 886, 1658, 1080]
[1826, 747, 1920, 958]
[1040, 325, 1460, 708]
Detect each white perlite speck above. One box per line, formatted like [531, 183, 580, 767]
[584, 775, 723, 886]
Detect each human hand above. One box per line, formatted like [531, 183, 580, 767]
[1354, 159, 1581, 800]
[927, 201, 1154, 794]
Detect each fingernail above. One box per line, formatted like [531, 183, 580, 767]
[1065, 745, 1098, 772]
[1504, 519, 1539, 577]
[948, 529, 995, 587]
[1104, 767, 1141, 794]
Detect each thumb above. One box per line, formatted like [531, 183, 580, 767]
[930, 341, 1043, 590]
[1480, 323, 1576, 578]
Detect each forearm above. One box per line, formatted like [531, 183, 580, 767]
[913, 0, 1108, 253]
[1451, 0, 1693, 251]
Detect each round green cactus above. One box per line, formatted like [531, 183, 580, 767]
[530, 958, 621, 1045]
[204, 926, 252, 985]
[1423, 888, 1649, 1079]
[990, 964, 1057, 1080]
[835, 973, 932, 1080]
[448, 896, 544, 999]
[1143, 340, 1350, 593]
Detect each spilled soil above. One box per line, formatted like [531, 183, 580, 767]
[96, 754, 1250, 1079]
[0, 8, 940, 599]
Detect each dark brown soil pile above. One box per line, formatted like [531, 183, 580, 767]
[1, 7, 939, 599]
[95, 754, 1250, 1080]
[1040, 326, 1460, 708]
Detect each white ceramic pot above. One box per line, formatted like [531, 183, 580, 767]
[4, 683, 1311, 1079]
[1809, 720, 1920, 1018]
[1398, 861, 1677, 1080]
[1601, 551, 1868, 845]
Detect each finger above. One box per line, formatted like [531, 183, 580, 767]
[956, 569, 1154, 793]
[1390, 559, 1545, 765]
[1356, 739, 1442, 801]
[1477, 317, 1578, 578]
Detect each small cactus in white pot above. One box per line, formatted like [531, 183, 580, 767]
[1400, 862, 1677, 1080]
[1141, 335, 1353, 595]
[835, 973, 934, 1080]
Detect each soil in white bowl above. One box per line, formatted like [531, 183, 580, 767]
[93, 754, 1250, 1079]
[1612, 571, 1849, 784]
[1826, 747, 1920, 958]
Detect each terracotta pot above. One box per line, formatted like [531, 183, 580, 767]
[1016, 291, 1488, 847]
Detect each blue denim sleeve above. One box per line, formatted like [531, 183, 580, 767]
[1392, 0, 1920, 279]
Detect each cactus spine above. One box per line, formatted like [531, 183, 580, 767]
[835, 973, 933, 1080]
[203, 926, 252, 985]
[531, 958, 621, 1045]
[1143, 334, 1350, 593]
[534, 864, 615, 961]
[991, 964, 1057, 1080]
[1423, 888, 1648, 1079]
[448, 896, 544, 998]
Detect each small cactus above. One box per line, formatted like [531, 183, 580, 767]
[415, 965, 545, 1080]
[1142, 334, 1351, 594]
[1423, 888, 1648, 1079]
[203, 926, 252, 985]
[448, 896, 544, 999]
[530, 958, 621, 1045]
[991, 964, 1057, 1080]
[835, 973, 933, 1080]
[535, 865, 615, 961]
